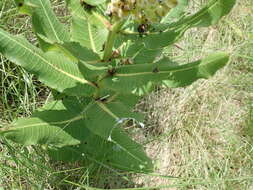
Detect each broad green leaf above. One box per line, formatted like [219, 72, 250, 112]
[0, 29, 96, 96]
[66, 0, 109, 54]
[58, 42, 101, 63]
[84, 99, 142, 138]
[171, 0, 236, 28]
[78, 61, 108, 82]
[17, 0, 70, 51]
[124, 42, 162, 64]
[0, 99, 88, 147]
[102, 52, 229, 94]
[71, 16, 108, 54]
[79, 95, 152, 172]
[1, 93, 152, 172]
[49, 127, 153, 172]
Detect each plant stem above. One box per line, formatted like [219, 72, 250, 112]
[103, 20, 123, 61]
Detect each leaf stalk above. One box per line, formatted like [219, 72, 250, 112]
[103, 20, 123, 61]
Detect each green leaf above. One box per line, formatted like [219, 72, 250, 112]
[49, 118, 153, 172]
[161, 0, 188, 23]
[0, 29, 96, 96]
[71, 17, 108, 55]
[173, 0, 236, 28]
[0, 99, 88, 147]
[124, 42, 162, 64]
[45, 95, 152, 172]
[19, 0, 70, 51]
[102, 52, 229, 94]
[77, 95, 152, 171]
[66, 0, 108, 54]
[59, 42, 101, 63]
[49, 127, 153, 172]
[84, 99, 142, 139]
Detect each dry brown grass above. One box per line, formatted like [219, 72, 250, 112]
[129, 0, 253, 189]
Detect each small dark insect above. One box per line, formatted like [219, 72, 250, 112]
[108, 67, 116, 76]
[152, 67, 159, 73]
[18, 2, 23, 7]
[95, 95, 109, 102]
[100, 43, 105, 52]
[91, 81, 99, 88]
[107, 12, 113, 17]
[137, 23, 149, 37]
[80, 0, 95, 11]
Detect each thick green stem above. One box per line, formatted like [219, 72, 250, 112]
[103, 21, 123, 61]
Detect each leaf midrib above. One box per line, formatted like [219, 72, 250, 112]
[38, 0, 60, 42]
[168, 0, 221, 31]
[96, 102, 145, 163]
[114, 56, 226, 77]
[88, 22, 97, 53]
[9, 115, 84, 130]
[0, 30, 91, 85]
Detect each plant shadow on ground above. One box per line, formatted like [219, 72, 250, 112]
[1, 0, 253, 189]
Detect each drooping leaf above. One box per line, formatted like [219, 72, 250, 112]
[74, 94, 152, 171]
[0, 98, 89, 147]
[171, 0, 236, 28]
[102, 52, 229, 94]
[16, 0, 70, 51]
[2, 91, 149, 172]
[49, 127, 153, 172]
[0, 29, 96, 96]
[1, 94, 153, 172]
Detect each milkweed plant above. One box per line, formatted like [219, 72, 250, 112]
[0, 0, 236, 173]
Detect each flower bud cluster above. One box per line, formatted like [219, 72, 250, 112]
[106, 0, 178, 23]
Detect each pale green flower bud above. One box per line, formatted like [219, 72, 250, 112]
[106, 0, 178, 23]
